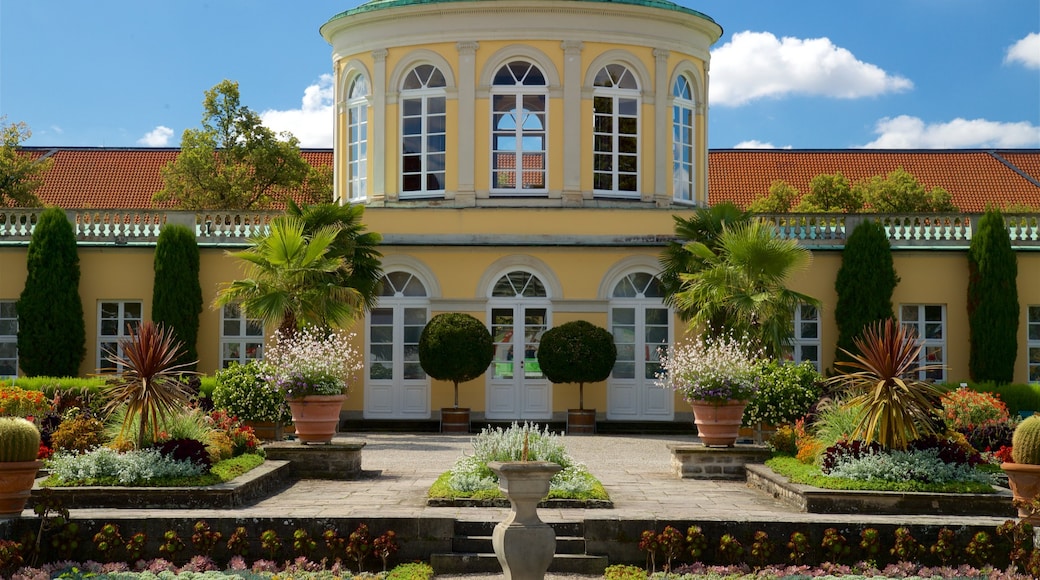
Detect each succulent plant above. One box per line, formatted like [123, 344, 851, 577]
[1012, 415, 1040, 464]
[0, 417, 41, 462]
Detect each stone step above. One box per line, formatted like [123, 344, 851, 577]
[430, 552, 609, 575]
[452, 534, 588, 555]
[455, 519, 584, 537]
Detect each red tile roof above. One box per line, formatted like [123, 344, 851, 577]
[707, 149, 1040, 213]
[17, 147, 1040, 213]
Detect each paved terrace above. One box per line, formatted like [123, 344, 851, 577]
[57, 432, 1010, 529]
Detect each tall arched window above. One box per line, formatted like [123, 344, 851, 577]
[672, 74, 695, 203]
[491, 61, 547, 194]
[400, 64, 446, 197]
[593, 64, 640, 197]
[347, 74, 369, 202]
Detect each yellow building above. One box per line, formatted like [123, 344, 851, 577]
[2, 0, 1040, 427]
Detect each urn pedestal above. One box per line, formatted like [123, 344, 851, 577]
[488, 461, 562, 580]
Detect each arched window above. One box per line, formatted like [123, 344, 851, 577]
[593, 64, 640, 197]
[400, 64, 447, 197]
[491, 61, 547, 194]
[347, 74, 369, 202]
[672, 74, 695, 203]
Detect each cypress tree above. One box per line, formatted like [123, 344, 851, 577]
[16, 207, 86, 376]
[967, 208, 1019, 383]
[834, 220, 899, 364]
[152, 224, 203, 368]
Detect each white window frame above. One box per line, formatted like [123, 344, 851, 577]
[346, 74, 369, 203]
[1028, 305, 1040, 384]
[0, 300, 17, 378]
[220, 303, 264, 369]
[592, 64, 640, 198]
[98, 300, 143, 372]
[490, 61, 548, 195]
[788, 303, 821, 372]
[400, 65, 446, 198]
[368, 271, 430, 384]
[899, 304, 946, 381]
[672, 74, 695, 203]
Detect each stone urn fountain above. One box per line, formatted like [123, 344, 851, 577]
[488, 461, 561, 580]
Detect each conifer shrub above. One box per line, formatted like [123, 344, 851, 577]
[152, 224, 203, 369]
[967, 208, 1019, 384]
[833, 220, 898, 365]
[16, 207, 86, 377]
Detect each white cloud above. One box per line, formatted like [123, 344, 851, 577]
[710, 31, 913, 107]
[733, 140, 792, 149]
[137, 126, 174, 147]
[862, 115, 1040, 148]
[1006, 32, 1040, 69]
[260, 74, 334, 148]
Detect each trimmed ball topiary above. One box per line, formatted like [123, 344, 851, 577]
[1012, 415, 1040, 464]
[0, 417, 42, 462]
[418, 313, 494, 409]
[536, 320, 616, 410]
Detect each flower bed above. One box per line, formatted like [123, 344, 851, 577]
[426, 422, 611, 507]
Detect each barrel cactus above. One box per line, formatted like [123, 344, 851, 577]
[0, 417, 41, 462]
[1012, 415, 1040, 464]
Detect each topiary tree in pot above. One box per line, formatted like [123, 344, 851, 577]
[418, 313, 494, 433]
[536, 321, 616, 434]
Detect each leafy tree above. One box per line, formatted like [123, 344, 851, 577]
[0, 118, 51, 207]
[967, 208, 1019, 383]
[301, 165, 334, 205]
[670, 219, 818, 358]
[418, 313, 494, 408]
[747, 180, 799, 213]
[659, 202, 752, 322]
[833, 220, 898, 364]
[285, 200, 383, 314]
[855, 167, 956, 213]
[16, 207, 86, 376]
[794, 172, 862, 213]
[154, 80, 311, 210]
[536, 320, 617, 410]
[215, 215, 353, 336]
[152, 224, 203, 369]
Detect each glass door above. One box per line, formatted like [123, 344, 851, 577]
[487, 305, 551, 419]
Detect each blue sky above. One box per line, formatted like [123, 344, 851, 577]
[2, 0, 1038, 150]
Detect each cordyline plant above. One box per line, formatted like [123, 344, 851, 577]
[827, 318, 943, 450]
[101, 321, 199, 449]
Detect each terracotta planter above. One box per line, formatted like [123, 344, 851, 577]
[567, 408, 596, 435]
[1001, 462, 1040, 522]
[0, 460, 43, 517]
[441, 408, 471, 433]
[690, 399, 748, 447]
[287, 394, 346, 444]
[488, 461, 561, 580]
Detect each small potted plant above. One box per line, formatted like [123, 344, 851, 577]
[0, 417, 44, 517]
[536, 320, 616, 435]
[418, 313, 494, 433]
[1002, 414, 1040, 522]
[262, 327, 363, 444]
[213, 361, 292, 441]
[656, 334, 761, 447]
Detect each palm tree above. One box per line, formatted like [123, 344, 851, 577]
[659, 202, 752, 322]
[670, 219, 818, 358]
[285, 200, 384, 313]
[215, 215, 363, 336]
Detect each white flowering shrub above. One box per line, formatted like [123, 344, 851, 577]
[826, 447, 998, 485]
[446, 422, 595, 496]
[742, 360, 823, 426]
[262, 327, 363, 397]
[656, 335, 762, 403]
[46, 447, 206, 485]
[213, 361, 291, 423]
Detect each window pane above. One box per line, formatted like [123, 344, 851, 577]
[901, 305, 918, 321]
[613, 362, 634, 379]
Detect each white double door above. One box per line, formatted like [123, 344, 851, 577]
[486, 304, 551, 420]
[607, 304, 674, 420]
